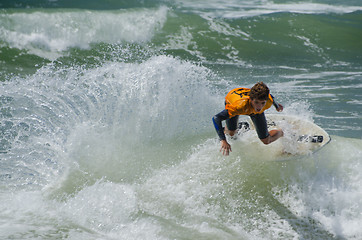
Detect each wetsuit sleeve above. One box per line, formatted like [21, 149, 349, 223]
[270, 94, 280, 109]
[212, 109, 229, 141]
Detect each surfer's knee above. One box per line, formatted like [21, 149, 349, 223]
[226, 130, 236, 136]
[224, 124, 237, 137]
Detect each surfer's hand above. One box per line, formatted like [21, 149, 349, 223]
[220, 140, 232, 156]
[276, 104, 284, 112]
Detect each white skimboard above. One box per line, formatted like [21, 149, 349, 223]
[237, 114, 331, 156]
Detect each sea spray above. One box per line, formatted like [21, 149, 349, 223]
[1, 0, 362, 239]
[0, 7, 168, 59]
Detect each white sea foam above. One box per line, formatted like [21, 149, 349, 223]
[1, 53, 362, 239]
[0, 55, 218, 189]
[1, 0, 361, 238]
[177, 0, 362, 18]
[0, 7, 168, 59]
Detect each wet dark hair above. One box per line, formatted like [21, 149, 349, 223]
[249, 82, 269, 100]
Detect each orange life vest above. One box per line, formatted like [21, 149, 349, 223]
[225, 87, 274, 118]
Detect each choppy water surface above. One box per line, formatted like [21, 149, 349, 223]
[0, 0, 361, 239]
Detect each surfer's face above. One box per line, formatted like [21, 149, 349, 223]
[250, 98, 267, 112]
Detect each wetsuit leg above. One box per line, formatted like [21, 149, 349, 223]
[249, 113, 269, 139]
[226, 115, 239, 131]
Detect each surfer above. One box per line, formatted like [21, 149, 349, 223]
[212, 82, 284, 155]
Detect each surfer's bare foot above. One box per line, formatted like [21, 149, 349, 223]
[260, 129, 283, 145]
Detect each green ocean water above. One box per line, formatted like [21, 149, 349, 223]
[0, 0, 361, 239]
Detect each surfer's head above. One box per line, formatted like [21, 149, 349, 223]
[250, 82, 269, 112]
[249, 82, 269, 101]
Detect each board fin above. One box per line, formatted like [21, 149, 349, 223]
[298, 135, 323, 143]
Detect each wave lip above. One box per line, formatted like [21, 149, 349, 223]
[177, 0, 362, 18]
[0, 7, 168, 59]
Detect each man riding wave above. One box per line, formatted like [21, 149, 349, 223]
[212, 82, 284, 155]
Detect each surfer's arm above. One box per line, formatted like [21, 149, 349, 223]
[212, 109, 229, 141]
[213, 109, 233, 156]
[270, 94, 283, 112]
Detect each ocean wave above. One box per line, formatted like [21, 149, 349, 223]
[176, 0, 362, 18]
[0, 7, 168, 59]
